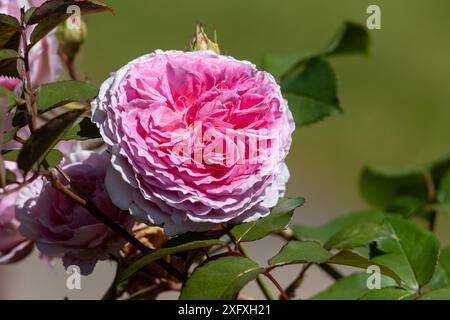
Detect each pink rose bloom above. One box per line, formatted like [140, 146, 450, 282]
[0, 0, 62, 86]
[92, 50, 294, 235]
[0, 141, 80, 264]
[0, 163, 33, 264]
[16, 151, 134, 275]
[0, 76, 21, 93]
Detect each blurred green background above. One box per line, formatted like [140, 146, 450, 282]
[2, 0, 450, 299]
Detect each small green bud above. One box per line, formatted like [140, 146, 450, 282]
[190, 24, 220, 54]
[57, 18, 88, 61]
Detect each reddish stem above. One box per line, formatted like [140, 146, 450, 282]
[263, 271, 289, 300]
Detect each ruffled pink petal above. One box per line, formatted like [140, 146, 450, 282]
[93, 50, 295, 235]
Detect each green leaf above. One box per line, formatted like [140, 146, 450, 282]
[434, 170, 450, 215]
[434, 202, 450, 215]
[426, 265, 450, 292]
[0, 14, 20, 51]
[0, 49, 18, 78]
[18, 110, 84, 173]
[24, 7, 37, 24]
[292, 210, 386, 244]
[311, 272, 396, 300]
[30, 13, 70, 46]
[419, 289, 450, 300]
[3, 168, 17, 185]
[372, 217, 440, 291]
[62, 117, 100, 141]
[1, 149, 19, 162]
[437, 169, 450, 204]
[44, 149, 63, 169]
[431, 154, 450, 184]
[0, 87, 16, 110]
[267, 240, 400, 284]
[424, 246, 450, 291]
[281, 57, 341, 127]
[2, 127, 18, 144]
[324, 222, 394, 250]
[164, 230, 225, 248]
[180, 256, 263, 300]
[325, 21, 369, 56]
[118, 239, 223, 283]
[28, 0, 113, 46]
[3, 149, 62, 170]
[36, 81, 98, 114]
[262, 51, 315, 79]
[359, 154, 450, 209]
[270, 197, 305, 215]
[262, 21, 368, 127]
[328, 250, 401, 284]
[268, 241, 333, 267]
[359, 287, 412, 300]
[27, 0, 114, 25]
[385, 196, 426, 218]
[263, 21, 368, 79]
[359, 165, 428, 208]
[230, 197, 304, 242]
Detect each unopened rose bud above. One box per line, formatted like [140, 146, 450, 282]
[190, 24, 220, 54]
[57, 18, 88, 61]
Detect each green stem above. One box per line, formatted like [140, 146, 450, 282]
[19, 8, 36, 132]
[428, 210, 437, 232]
[319, 263, 343, 280]
[422, 171, 437, 231]
[256, 275, 275, 300]
[263, 271, 289, 300]
[239, 243, 275, 300]
[285, 263, 312, 298]
[274, 229, 344, 280]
